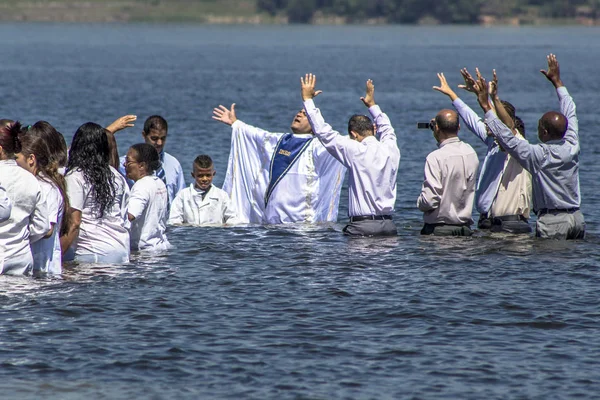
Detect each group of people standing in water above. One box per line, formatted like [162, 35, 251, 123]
[0, 53, 585, 276]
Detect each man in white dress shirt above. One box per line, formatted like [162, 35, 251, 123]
[213, 98, 346, 225]
[301, 74, 400, 236]
[417, 109, 479, 236]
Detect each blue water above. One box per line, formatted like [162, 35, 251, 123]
[1, 24, 600, 399]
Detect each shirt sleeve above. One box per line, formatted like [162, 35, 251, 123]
[417, 155, 442, 212]
[167, 191, 185, 225]
[0, 185, 11, 222]
[29, 183, 50, 243]
[66, 172, 86, 212]
[304, 99, 360, 168]
[128, 180, 150, 220]
[453, 97, 489, 143]
[175, 162, 186, 193]
[484, 110, 544, 174]
[557, 86, 578, 146]
[221, 196, 240, 225]
[370, 105, 400, 157]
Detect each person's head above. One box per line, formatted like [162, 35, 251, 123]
[17, 129, 70, 232]
[500, 100, 516, 123]
[27, 121, 68, 169]
[433, 109, 460, 143]
[290, 109, 312, 134]
[67, 122, 115, 218]
[538, 111, 567, 143]
[347, 114, 375, 142]
[514, 116, 526, 138]
[124, 143, 160, 182]
[0, 121, 22, 160]
[142, 115, 168, 154]
[192, 155, 216, 191]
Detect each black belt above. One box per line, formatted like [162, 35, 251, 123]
[492, 215, 528, 224]
[350, 215, 392, 222]
[537, 208, 579, 216]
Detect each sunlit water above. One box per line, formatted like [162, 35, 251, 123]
[1, 24, 599, 399]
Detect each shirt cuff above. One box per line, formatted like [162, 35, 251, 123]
[303, 99, 316, 111]
[484, 110, 497, 123]
[556, 86, 568, 98]
[368, 105, 382, 119]
[231, 120, 242, 129]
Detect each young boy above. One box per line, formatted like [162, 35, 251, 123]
[168, 155, 239, 226]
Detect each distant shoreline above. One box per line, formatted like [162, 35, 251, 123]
[0, 1, 598, 26]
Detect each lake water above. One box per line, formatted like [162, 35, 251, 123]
[1, 23, 600, 399]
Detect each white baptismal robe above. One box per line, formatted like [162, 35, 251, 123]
[0, 160, 50, 275]
[0, 184, 11, 222]
[168, 184, 239, 226]
[222, 120, 346, 224]
[31, 178, 63, 275]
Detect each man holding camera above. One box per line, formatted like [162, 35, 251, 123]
[416, 109, 479, 236]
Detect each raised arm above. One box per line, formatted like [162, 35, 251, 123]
[489, 69, 516, 131]
[301, 73, 358, 168]
[435, 72, 488, 142]
[361, 79, 397, 148]
[106, 115, 137, 134]
[541, 53, 578, 144]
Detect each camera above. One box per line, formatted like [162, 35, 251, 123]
[417, 122, 435, 130]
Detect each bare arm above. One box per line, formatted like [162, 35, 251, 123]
[106, 115, 137, 134]
[60, 208, 81, 255]
[489, 69, 515, 130]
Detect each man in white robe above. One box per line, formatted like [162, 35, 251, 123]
[212, 103, 346, 225]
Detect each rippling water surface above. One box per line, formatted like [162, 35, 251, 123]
[1, 24, 600, 399]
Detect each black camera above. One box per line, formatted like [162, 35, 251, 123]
[417, 122, 435, 130]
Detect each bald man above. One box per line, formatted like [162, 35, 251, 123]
[478, 54, 585, 240]
[417, 109, 479, 236]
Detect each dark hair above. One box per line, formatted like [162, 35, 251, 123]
[0, 121, 23, 157]
[514, 116, 525, 138]
[66, 122, 116, 218]
[435, 111, 459, 133]
[347, 114, 374, 137]
[130, 143, 161, 173]
[541, 111, 568, 139]
[193, 154, 214, 169]
[143, 115, 168, 135]
[500, 100, 516, 121]
[28, 121, 68, 168]
[18, 130, 71, 234]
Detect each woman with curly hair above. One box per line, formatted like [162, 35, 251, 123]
[0, 121, 50, 275]
[16, 122, 69, 275]
[124, 143, 170, 252]
[61, 122, 130, 264]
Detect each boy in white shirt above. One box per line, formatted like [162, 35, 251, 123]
[168, 155, 239, 226]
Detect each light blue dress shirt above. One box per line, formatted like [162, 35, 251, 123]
[484, 86, 581, 212]
[453, 98, 507, 215]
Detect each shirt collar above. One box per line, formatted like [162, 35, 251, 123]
[438, 136, 460, 148]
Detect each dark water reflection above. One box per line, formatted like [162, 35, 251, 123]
[1, 24, 600, 399]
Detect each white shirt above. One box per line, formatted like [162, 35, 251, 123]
[0, 160, 50, 275]
[0, 184, 11, 222]
[303, 100, 400, 217]
[31, 177, 63, 275]
[222, 120, 346, 224]
[119, 151, 186, 206]
[168, 184, 239, 226]
[417, 137, 479, 225]
[128, 175, 170, 252]
[66, 167, 130, 263]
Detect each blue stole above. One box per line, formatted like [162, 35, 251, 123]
[265, 133, 313, 206]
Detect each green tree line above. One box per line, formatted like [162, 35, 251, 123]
[257, 0, 600, 23]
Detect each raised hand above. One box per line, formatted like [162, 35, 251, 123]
[489, 69, 498, 98]
[360, 79, 376, 107]
[212, 104, 237, 126]
[458, 68, 477, 93]
[106, 114, 137, 134]
[473, 72, 491, 113]
[301, 73, 322, 101]
[540, 53, 563, 88]
[433, 72, 458, 100]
